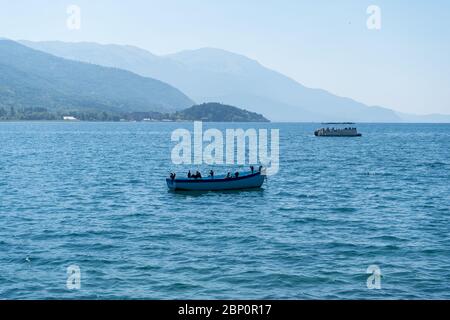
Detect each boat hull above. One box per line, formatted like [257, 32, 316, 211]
[166, 172, 266, 191]
[314, 132, 362, 137]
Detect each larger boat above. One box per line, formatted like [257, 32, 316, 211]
[166, 170, 266, 191]
[314, 123, 362, 137]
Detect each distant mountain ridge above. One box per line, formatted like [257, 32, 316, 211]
[396, 112, 450, 123]
[20, 40, 450, 123]
[9, 40, 449, 122]
[0, 40, 194, 114]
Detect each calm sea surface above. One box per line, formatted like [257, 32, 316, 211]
[0, 122, 449, 299]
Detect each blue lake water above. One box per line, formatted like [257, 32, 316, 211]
[0, 122, 449, 299]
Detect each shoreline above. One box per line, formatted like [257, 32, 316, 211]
[1, 120, 450, 124]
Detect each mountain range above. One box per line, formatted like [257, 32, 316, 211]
[1, 39, 448, 122]
[0, 39, 193, 114]
[20, 40, 450, 123]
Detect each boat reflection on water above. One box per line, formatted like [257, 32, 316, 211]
[168, 187, 266, 197]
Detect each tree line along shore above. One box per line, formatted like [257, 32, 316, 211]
[0, 103, 270, 122]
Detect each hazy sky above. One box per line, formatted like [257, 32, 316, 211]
[1, 0, 449, 115]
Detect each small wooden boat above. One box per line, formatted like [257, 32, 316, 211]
[166, 171, 266, 191]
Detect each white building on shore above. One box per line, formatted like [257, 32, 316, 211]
[63, 116, 78, 121]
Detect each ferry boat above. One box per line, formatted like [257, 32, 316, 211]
[314, 123, 362, 137]
[166, 170, 266, 191]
